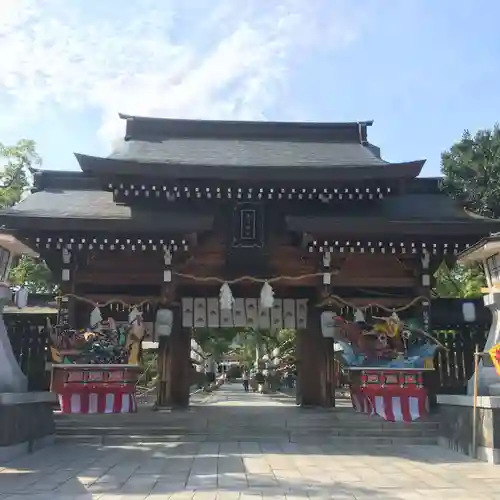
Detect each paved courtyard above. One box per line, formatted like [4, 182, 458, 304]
[2, 385, 500, 499]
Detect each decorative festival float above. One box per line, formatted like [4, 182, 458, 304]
[321, 298, 444, 422]
[49, 303, 154, 414]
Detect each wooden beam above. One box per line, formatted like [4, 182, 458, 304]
[331, 276, 415, 288]
[318, 296, 419, 308]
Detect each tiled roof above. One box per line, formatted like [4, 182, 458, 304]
[108, 138, 387, 168]
[74, 116, 425, 181]
[286, 194, 500, 235]
[0, 189, 213, 232]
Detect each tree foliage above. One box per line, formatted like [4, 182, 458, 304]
[192, 327, 237, 361]
[0, 139, 38, 208]
[0, 139, 53, 292]
[440, 124, 500, 218]
[234, 328, 296, 369]
[9, 255, 54, 293]
[433, 263, 484, 298]
[436, 124, 500, 297]
[192, 327, 297, 370]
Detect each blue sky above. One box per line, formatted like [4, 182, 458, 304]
[0, 0, 499, 177]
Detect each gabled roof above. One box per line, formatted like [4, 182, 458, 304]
[74, 115, 425, 181]
[457, 233, 500, 263]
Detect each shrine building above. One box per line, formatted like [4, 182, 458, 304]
[1, 115, 498, 408]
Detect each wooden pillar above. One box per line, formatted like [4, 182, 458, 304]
[323, 337, 336, 408]
[296, 304, 335, 407]
[418, 250, 439, 406]
[58, 247, 78, 326]
[156, 309, 191, 408]
[419, 249, 432, 333]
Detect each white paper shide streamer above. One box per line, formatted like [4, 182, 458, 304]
[219, 282, 234, 310]
[128, 306, 141, 324]
[354, 309, 365, 323]
[260, 281, 275, 309]
[90, 306, 102, 328]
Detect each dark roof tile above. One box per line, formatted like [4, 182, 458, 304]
[286, 194, 500, 236]
[0, 190, 213, 233]
[108, 138, 387, 168]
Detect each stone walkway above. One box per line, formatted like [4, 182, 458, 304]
[2, 384, 500, 499]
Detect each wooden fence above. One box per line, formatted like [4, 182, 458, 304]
[5, 315, 50, 391]
[429, 298, 490, 394]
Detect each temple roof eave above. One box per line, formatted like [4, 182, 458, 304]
[0, 213, 214, 234]
[0, 189, 214, 233]
[286, 215, 500, 237]
[74, 153, 425, 182]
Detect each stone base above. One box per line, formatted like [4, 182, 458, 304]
[467, 366, 500, 396]
[0, 392, 57, 463]
[437, 394, 500, 464]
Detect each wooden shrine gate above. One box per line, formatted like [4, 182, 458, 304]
[2, 115, 500, 410]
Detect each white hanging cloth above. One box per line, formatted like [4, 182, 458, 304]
[260, 281, 275, 309]
[219, 282, 234, 310]
[354, 309, 365, 323]
[90, 306, 102, 328]
[128, 306, 141, 324]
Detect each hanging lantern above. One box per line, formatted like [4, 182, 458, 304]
[14, 287, 28, 309]
[260, 281, 274, 309]
[219, 282, 234, 310]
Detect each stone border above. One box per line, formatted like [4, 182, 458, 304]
[437, 394, 500, 409]
[437, 394, 500, 464]
[0, 435, 54, 463]
[0, 392, 57, 405]
[0, 392, 56, 463]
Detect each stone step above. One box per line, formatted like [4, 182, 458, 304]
[54, 404, 440, 446]
[54, 434, 438, 445]
[55, 420, 440, 431]
[55, 424, 437, 436]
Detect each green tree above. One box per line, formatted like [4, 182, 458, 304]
[234, 328, 297, 369]
[437, 124, 499, 297]
[433, 263, 484, 298]
[440, 124, 500, 218]
[0, 140, 53, 292]
[193, 327, 237, 363]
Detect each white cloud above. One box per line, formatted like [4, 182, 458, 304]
[0, 0, 365, 149]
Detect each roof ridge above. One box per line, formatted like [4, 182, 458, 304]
[120, 114, 373, 143]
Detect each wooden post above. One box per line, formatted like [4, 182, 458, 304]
[156, 335, 168, 407]
[472, 346, 480, 459]
[156, 309, 190, 409]
[296, 304, 334, 407]
[324, 337, 336, 408]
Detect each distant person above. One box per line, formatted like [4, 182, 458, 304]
[255, 371, 265, 393]
[242, 371, 249, 392]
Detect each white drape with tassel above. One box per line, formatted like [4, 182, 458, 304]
[260, 281, 275, 309]
[219, 282, 234, 310]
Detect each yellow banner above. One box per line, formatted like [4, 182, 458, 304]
[488, 343, 500, 377]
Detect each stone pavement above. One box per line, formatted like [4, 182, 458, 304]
[2, 384, 500, 499]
